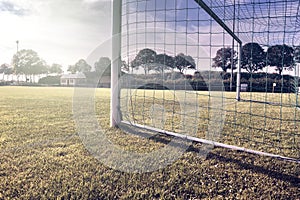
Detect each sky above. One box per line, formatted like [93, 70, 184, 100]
[121, 0, 236, 71]
[0, 0, 298, 74]
[121, 0, 299, 74]
[0, 0, 111, 70]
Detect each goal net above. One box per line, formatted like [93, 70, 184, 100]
[112, 0, 300, 161]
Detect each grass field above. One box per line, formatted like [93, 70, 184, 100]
[0, 86, 299, 199]
[121, 89, 300, 158]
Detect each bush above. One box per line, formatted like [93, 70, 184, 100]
[38, 76, 60, 85]
[118, 71, 299, 93]
[0, 81, 12, 86]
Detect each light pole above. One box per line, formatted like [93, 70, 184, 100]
[16, 40, 19, 53]
[16, 40, 19, 82]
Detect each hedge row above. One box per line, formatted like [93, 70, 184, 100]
[123, 72, 299, 93]
[6, 72, 299, 93]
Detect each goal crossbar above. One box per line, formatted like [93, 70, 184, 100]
[194, 0, 242, 45]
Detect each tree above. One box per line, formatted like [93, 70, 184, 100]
[67, 65, 77, 74]
[76, 59, 91, 73]
[68, 59, 91, 74]
[12, 49, 47, 82]
[212, 47, 237, 72]
[154, 53, 175, 73]
[294, 46, 300, 63]
[241, 42, 266, 73]
[0, 63, 9, 74]
[174, 53, 196, 73]
[30, 61, 48, 82]
[94, 57, 111, 75]
[48, 63, 63, 74]
[4, 67, 13, 80]
[267, 44, 294, 75]
[121, 60, 130, 72]
[131, 48, 157, 74]
[0, 64, 13, 81]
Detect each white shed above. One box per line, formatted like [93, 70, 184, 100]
[241, 84, 248, 92]
[60, 73, 86, 86]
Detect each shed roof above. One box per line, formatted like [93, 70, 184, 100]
[61, 73, 86, 79]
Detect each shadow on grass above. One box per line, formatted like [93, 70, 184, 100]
[119, 122, 300, 186]
[204, 150, 300, 186]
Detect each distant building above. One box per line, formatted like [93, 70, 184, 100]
[98, 75, 111, 88]
[180, 68, 201, 79]
[60, 73, 86, 86]
[241, 83, 248, 92]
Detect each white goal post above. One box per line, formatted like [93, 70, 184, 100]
[111, 0, 122, 127]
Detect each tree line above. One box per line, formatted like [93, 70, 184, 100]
[130, 48, 196, 74]
[213, 43, 300, 75]
[114, 43, 300, 76]
[1, 42, 299, 83]
[0, 49, 115, 82]
[0, 48, 198, 82]
[1, 49, 64, 82]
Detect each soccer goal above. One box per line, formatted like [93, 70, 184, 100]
[111, 0, 300, 162]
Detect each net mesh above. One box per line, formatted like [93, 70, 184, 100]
[118, 0, 300, 160]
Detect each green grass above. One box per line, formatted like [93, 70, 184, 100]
[121, 89, 300, 158]
[0, 86, 299, 199]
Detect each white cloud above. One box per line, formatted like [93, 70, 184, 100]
[0, 0, 111, 69]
